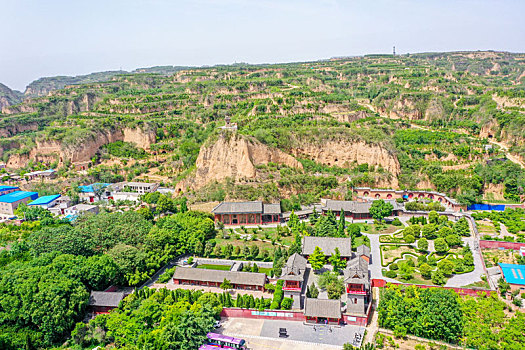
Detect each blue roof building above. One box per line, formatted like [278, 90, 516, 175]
[0, 191, 39, 203]
[79, 183, 110, 193]
[0, 191, 39, 216]
[499, 263, 525, 287]
[0, 185, 20, 196]
[28, 194, 61, 207]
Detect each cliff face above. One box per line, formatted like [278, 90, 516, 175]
[0, 122, 39, 138]
[5, 127, 156, 168]
[291, 140, 401, 187]
[180, 133, 302, 190]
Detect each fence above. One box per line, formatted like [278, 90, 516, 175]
[371, 279, 492, 297]
[479, 240, 525, 250]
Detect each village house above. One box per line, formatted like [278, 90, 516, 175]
[173, 267, 267, 291]
[0, 191, 39, 217]
[79, 183, 111, 203]
[499, 263, 525, 292]
[27, 194, 61, 209]
[0, 185, 19, 196]
[304, 298, 342, 325]
[321, 199, 403, 219]
[301, 236, 353, 260]
[24, 169, 57, 181]
[110, 181, 159, 202]
[212, 201, 282, 225]
[352, 187, 466, 212]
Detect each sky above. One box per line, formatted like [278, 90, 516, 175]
[1, 0, 524, 91]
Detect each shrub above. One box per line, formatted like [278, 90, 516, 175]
[385, 270, 398, 278]
[404, 234, 415, 244]
[417, 238, 429, 252]
[434, 238, 449, 253]
[281, 297, 293, 310]
[392, 218, 403, 226]
[390, 262, 399, 270]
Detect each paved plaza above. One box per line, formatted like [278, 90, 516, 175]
[220, 318, 364, 349]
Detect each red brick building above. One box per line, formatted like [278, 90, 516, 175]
[212, 201, 281, 225]
[173, 267, 267, 291]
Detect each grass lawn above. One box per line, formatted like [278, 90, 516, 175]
[381, 245, 417, 266]
[258, 267, 272, 275]
[353, 235, 371, 248]
[360, 223, 402, 235]
[462, 280, 490, 289]
[197, 264, 231, 271]
[482, 248, 520, 267]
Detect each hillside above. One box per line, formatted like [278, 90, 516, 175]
[0, 83, 23, 110]
[1, 51, 524, 205]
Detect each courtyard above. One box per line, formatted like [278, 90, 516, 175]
[220, 317, 363, 349]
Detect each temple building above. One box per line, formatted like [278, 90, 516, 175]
[212, 201, 282, 225]
[343, 254, 370, 314]
[321, 199, 403, 219]
[304, 298, 342, 325]
[301, 236, 353, 259]
[173, 267, 267, 291]
[280, 253, 308, 308]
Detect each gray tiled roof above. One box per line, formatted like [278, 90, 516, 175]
[324, 199, 403, 214]
[263, 203, 282, 214]
[280, 253, 307, 282]
[89, 291, 126, 307]
[302, 237, 353, 257]
[173, 266, 267, 286]
[304, 298, 341, 319]
[212, 201, 263, 214]
[343, 257, 369, 287]
[212, 201, 282, 215]
[324, 200, 372, 214]
[357, 244, 371, 258]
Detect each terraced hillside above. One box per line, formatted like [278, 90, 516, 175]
[1, 51, 524, 205]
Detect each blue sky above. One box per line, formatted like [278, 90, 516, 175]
[1, 0, 524, 91]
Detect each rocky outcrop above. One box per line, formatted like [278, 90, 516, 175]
[180, 132, 302, 190]
[291, 140, 400, 187]
[5, 126, 156, 168]
[0, 122, 39, 138]
[123, 127, 156, 149]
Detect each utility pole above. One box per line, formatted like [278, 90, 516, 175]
[393, 46, 396, 56]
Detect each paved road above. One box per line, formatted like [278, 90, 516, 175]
[444, 236, 484, 287]
[362, 232, 398, 283]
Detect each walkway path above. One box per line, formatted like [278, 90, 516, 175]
[444, 236, 484, 287]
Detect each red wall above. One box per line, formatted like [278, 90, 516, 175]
[372, 279, 492, 297]
[221, 308, 369, 326]
[479, 240, 525, 250]
[221, 308, 305, 321]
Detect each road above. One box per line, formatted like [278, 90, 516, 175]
[444, 236, 484, 288]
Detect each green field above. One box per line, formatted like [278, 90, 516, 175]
[196, 264, 231, 271]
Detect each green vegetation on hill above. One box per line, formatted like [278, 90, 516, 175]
[1, 51, 524, 204]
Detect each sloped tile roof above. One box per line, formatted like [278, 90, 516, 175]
[302, 237, 352, 257]
[173, 266, 267, 286]
[304, 298, 341, 319]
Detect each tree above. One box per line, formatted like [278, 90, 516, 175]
[431, 270, 446, 285]
[498, 277, 510, 296]
[250, 245, 259, 259]
[337, 209, 346, 237]
[421, 224, 438, 239]
[288, 210, 299, 228]
[404, 234, 415, 244]
[419, 263, 432, 279]
[281, 297, 293, 310]
[308, 246, 326, 271]
[428, 210, 439, 224]
[438, 259, 455, 276]
[445, 234, 462, 247]
[417, 237, 429, 252]
[328, 247, 346, 272]
[223, 244, 234, 259]
[398, 261, 414, 280]
[310, 207, 320, 225]
[369, 200, 394, 222]
[306, 283, 319, 298]
[326, 278, 345, 300]
[434, 238, 449, 253]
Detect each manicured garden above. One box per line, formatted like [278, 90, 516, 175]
[379, 212, 475, 285]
